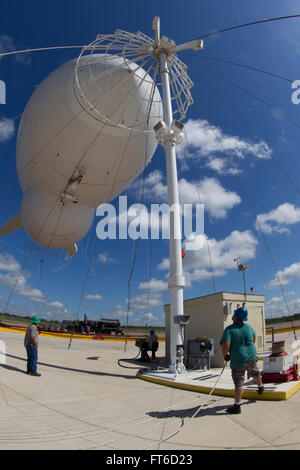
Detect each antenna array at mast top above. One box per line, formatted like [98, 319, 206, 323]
[77, 24, 197, 121]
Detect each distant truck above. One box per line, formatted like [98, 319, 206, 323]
[61, 320, 77, 332]
[61, 318, 123, 335]
[94, 319, 123, 335]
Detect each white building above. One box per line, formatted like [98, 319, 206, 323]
[164, 292, 265, 368]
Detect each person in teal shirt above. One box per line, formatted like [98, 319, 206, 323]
[220, 305, 264, 414]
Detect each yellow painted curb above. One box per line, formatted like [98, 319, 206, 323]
[266, 325, 300, 335]
[136, 373, 300, 401]
[0, 326, 25, 335]
[0, 326, 165, 342]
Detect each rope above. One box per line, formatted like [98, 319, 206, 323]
[190, 361, 228, 418]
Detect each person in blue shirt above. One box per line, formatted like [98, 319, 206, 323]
[220, 305, 264, 414]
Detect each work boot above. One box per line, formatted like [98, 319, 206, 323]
[226, 404, 241, 414]
[258, 386, 264, 395]
[28, 372, 41, 377]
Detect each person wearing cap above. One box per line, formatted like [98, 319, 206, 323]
[24, 315, 41, 376]
[220, 305, 264, 414]
[140, 330, 159, 361]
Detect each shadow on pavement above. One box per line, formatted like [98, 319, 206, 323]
[5, 353, 137, 380]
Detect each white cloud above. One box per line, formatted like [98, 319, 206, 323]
[0, 117, 15, 143]
[266, 296, 300, 318]
[138, 278, 168, 292]
[85, 294, 103, 301]
[128, 292, 164, 310]
[134, 170, 241, 220]
[98, 252, 118, 264]
[205, 158, 242, 175]
[205, 158, 226, 174]
[49, 301, 64, 309]
[178, 177, 241, 219]
[266, 296, 283, 305]
[108, 305, 133, 318]
[0, 253, 20, 273]
[141, 312, 157, 323]
[267, 262, 300, 288]
[0, 253, 43, 300]
[157, 257, 169, 271]
[30, 297, 46, 304]
[158, 230, 258, 287]
[177, 119, 272, 164]
[182, 230, 258, 271]
[256, 203, 300, 234]
[0, 34, 31, 65]
[0, 271, 43, 299]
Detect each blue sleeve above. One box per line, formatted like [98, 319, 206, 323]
[249, 324, 256, 338]
[220, 327, 231, 345]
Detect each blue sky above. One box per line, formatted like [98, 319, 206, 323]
[0, 0, 300, 325]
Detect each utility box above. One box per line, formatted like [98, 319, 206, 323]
[164, 292, 265, 368]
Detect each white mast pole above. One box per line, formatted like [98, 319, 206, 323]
[152, 17, 203, 374]
[152, 16, 185, 374]
[160, 52, 186, 374]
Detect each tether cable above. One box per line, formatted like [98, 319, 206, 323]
[182, 53, 293, 83]
[187, 61, 300, 198]
[182, 14, 300, 42]
[189, 61, 300, 134]
[183, 127, 217, 293]
[123, 62, 160, 351]
[191, 78, 298, 340]
[67, 57, 159, 350]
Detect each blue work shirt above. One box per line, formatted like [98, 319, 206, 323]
[220, 322, 257, 369]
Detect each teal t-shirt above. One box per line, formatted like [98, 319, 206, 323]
[220, 322, 257, 369]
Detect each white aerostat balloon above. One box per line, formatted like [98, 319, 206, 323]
[0, 54, 162, 255]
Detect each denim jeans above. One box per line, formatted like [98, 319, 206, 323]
[26, 344, 38, 373]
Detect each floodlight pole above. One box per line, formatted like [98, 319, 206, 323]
[152, 18, 203, 374]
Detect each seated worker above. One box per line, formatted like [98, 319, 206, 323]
[140, 330, 159, 361]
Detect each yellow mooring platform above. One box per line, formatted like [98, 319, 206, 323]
[137, 367, 300, 401]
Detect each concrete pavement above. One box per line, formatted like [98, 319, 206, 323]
[1, 328, 300, 450]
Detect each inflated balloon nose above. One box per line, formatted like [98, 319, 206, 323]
[0, 53, 163, 255]
[21, 188, 94, 255]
